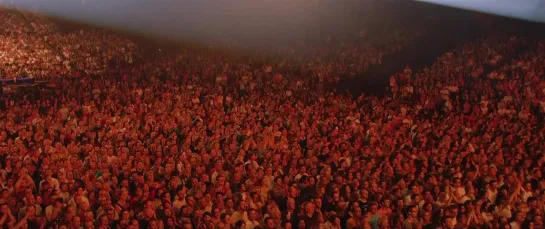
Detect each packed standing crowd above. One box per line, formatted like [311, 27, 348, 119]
[45, 28, 140, 75]
[0, 8, 141, 79]
[0, 9, 68, 78]
[1, 6, 545, 229]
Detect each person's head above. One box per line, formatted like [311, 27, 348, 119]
[368, 202, 379, 214]
[234, 220, 246, 229]
[407, 205, 418, 218]
[378, 216, 390, 229]
[248, 209, 257, 220]
[120, 210, 130, 220]
[98, 214, 108, 226]
[149, 220, 159, 229]
[237, 199, 247, 211]
[443, 216, 455, 229]
[264, 217, 275, 229]
[182, 221, 192, 229]
[225, 198, 234, 209]
[283, 221, 292, 229]
[26, 194, 36, 205]
[381, 198, 391, 209]
[353, 205, 363, 217]
[26, 205, 36, 216]
[106, 208, 116, 221]
[287, 197, 296, 210]
[514, 211, 525, 223]
[527, 197, 537, 208]
[297, 219, 306, 229]
[71, 216, 81, 228]
[220, 213, 230, 224]
[304, 201, 315, 215]
[202, 212, 212, 223]
[359, 189, 369, 199]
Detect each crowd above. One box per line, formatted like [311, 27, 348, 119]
[0, 9, 69, 78]
[1, 6, 421, 82]
[1, 6, 545, 229]
[0, 8, 141, 78]
[45, 28, 141, 75]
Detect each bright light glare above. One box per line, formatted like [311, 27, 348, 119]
[415, 0, 545, 23]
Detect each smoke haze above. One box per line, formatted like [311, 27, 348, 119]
[1, 0, 422, 47]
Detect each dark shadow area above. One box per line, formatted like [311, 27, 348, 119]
[337, 5, 545, 97]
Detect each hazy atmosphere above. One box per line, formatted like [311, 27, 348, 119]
[3, 0, 444, 48]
